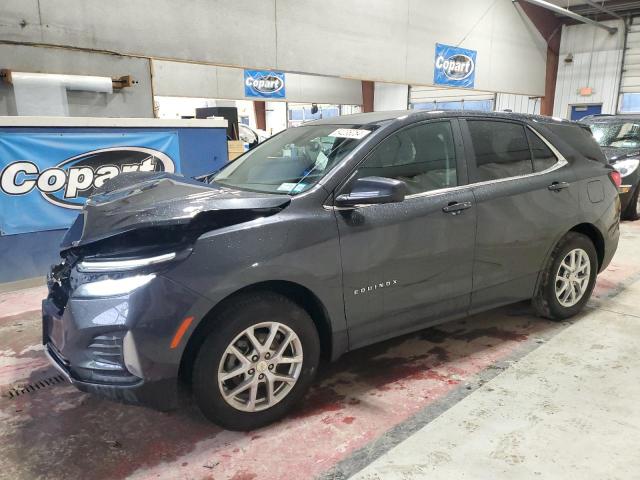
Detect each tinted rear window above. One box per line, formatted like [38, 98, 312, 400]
[467, 120, 534, 181]
[545, 123, 606, 163]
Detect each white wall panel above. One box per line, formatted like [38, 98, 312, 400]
[553, 20, 624, 118]
[0, 0, 547, 96]
[374, 83, 408, 111]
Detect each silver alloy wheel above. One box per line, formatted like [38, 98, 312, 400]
[218, 322, 303, 412]
[555, 248, 591, 307]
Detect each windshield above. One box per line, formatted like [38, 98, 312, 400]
[212, 124, 375, 194]
[590, 121, 640, 148]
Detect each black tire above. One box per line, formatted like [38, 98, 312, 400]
[533, 232, 598, 321]
[622, 184, 640, 221]
[192, 291, 320, 430]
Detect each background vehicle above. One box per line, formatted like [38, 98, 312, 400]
[239, 123, 270, 149]
[583, 114, 640, 220]
[43, 111, 620, 430]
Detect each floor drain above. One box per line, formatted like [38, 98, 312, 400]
[3, 375, 67, 399]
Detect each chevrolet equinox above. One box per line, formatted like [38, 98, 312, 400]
[43, 111, 621, 430]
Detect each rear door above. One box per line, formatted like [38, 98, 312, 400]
[461, 118, 579, 312]
[335, 119, 477, 348]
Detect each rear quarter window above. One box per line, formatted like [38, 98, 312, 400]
[545, 123, 606, 164]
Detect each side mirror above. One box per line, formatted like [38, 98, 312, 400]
[335, 176, 407, 208]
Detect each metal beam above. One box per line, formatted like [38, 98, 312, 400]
[582, 0, 624, 20]
[514, 0, 618, 34]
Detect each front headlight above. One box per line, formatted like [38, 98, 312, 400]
[77, 252, 177, 272]
[613, 159, 640, 178]
[74, 274, 156, 298]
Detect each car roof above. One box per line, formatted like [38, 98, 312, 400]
[582, 114, 640, 123]
[305, 109, 576, 127]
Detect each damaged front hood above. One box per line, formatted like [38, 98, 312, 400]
[61, 172, 291, 249]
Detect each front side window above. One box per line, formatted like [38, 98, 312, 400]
[212, 124, 375, 194]
[354, 121, 458, 195]
[467, 120, 533, 181]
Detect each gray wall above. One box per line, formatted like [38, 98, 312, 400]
[1, 0, 547, 96]
[152, 60, 363, 105]
[0, 44, 154, 117]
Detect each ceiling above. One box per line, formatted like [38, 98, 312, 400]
[544, 0, 640, 18]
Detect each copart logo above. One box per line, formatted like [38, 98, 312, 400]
[435, 53, 475, 80]
[245, 73, 285, 94]
[0, 147, 175, 209]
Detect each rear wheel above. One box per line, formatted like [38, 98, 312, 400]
[533, 232, 598, 320]
[193, 292, 320, 430]
[622, 184, 640, 221]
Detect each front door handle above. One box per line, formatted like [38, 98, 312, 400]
[442, 201, 472, 214]
[548, 181, 570, 192]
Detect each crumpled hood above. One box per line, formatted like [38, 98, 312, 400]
[61, 172, 291, 249]
[600, 146, 640, 163]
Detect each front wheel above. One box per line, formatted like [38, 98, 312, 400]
[193, 292, 320, 430]
[533, 232, 598, 320]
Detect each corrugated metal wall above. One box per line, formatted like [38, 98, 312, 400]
[553, 20, 624, 118]
[621, 20, 640, 93]
[410, 86, 494, 104]
[409, 86, 540, 114]
[495, 93, 541, 114]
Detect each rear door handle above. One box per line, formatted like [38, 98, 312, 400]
[548, 181, 570, 192]
[442, 201, 473, 214]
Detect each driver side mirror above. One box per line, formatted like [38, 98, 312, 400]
[335, 176, 407, 208]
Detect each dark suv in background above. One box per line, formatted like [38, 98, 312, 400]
[43, 111, 620, 430]
[583, 114, 640, 220]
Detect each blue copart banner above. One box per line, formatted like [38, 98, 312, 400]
[244, 69, 286, 99]
[433, 43, 477, 89]
[0, 132, 181, 235]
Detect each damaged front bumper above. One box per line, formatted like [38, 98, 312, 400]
[42, 273, 208, 410]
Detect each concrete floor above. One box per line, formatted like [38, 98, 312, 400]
[0, 221, 638, 480]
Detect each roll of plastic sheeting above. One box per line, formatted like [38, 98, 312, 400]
[10, 72, 114, 116]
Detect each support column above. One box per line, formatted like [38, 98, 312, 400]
[516, 1, 563, 116]
[362, 80, 374, 113]
[253, 101, 266, 130]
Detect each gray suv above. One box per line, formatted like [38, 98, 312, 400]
[43, 111, 620, 430]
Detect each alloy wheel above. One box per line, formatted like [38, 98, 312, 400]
[218, 322, 303, 412]
[555, 248, 591, 307]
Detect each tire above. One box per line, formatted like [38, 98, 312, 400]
[622, 184, 640, 221]
[192, 291, 320, 430]
[533, 232, 598, 321]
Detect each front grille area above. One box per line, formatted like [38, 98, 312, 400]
[73, 332, 140, 385]
[47, 258, 74, 311]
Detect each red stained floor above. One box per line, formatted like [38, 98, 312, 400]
[0, 225, 637, 480]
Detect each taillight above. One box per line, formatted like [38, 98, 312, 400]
[609, 170, 622, 188]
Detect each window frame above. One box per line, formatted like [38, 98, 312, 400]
[333, 118, 469, 202]
[460, 118, 567, 186]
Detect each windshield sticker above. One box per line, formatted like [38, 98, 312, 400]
[277, 182, 306, 193]
[329, 128, 371, 140]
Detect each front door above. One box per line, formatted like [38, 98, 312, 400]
[335, 119, 477, 349]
